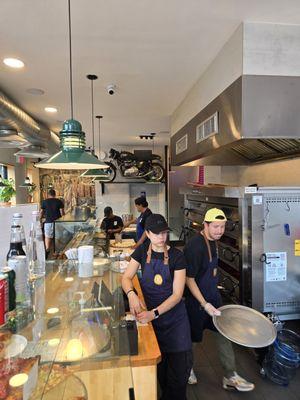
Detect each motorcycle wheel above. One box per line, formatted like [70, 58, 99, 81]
[94, 162, 116, 183]
[145, 162, 165, 182]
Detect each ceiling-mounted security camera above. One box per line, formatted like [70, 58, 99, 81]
[106, 84, 116, 95]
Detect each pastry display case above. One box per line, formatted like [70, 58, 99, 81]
[0, 260, 135, 399]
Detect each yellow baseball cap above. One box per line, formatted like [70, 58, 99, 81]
[204, 208, 227, 222]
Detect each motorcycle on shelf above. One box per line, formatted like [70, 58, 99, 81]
[96, 148, 165, 183]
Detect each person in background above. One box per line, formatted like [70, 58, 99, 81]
[100, 206, 123, 239]
[122, 214, 192, 400]
[40, 189, 64, 257]
[184, 208, 254, 391]
[124, 197, 152, 249]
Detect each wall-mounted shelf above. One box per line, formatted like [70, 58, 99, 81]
[98, 180, 165, 194]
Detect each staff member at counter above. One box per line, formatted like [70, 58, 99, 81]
[122, 214, 192, 400]
[184, 208, 254, 392]
[100, 206, 124, 239]
[41, 189, 64, 257]
[124, 197, 152, 249]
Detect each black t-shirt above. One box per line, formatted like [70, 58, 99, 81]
[138, 208, 152, 229]
[131, 242, 186, 278]
[183, 234, 217, 279]
[101, 215, 123, 239]
[41, 198, 64, 223]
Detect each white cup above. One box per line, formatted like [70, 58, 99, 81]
[78, 245, 94, 263]
[78, 262, 93, 278]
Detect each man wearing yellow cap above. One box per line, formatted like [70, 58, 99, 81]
[184, 208, 254, 391]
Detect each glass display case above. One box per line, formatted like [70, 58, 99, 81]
[54, 214, 95, 253]
[0, 259, 135, 400]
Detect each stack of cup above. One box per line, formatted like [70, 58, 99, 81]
[78, 245, 94, 278]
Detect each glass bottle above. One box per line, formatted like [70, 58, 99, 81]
[28, 211, 46, 279]
[13, 213, 27, 254]
[7, 216, 26, 261]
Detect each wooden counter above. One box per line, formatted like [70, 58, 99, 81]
[107, 239, 161, 399]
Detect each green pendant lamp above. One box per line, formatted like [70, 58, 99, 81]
[81, 115, 111, 179]
[35, 0, 108, 170]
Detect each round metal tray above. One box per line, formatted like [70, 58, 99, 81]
[213, 304, 277, 348]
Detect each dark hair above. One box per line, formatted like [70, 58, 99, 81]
[48, 189, 56, 197]
[134, 197, 148, 208]
[104, 206, 113, 217]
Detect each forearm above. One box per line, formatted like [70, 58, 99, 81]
[155, 292, 182, 316]
[186, 278, 207, 306]
[136, 231, 147, 246]
[122, 276, 134, 294]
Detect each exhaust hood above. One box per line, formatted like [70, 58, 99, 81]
[171, 75, 300, 166]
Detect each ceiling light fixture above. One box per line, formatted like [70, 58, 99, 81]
[15, 145, 50, 159]
[19, 177, 35, 188]
[26, 88, 45, 95]
[139, 133, 156, 140]
[3, 57, 24, 69]
[44, 106, 58, 113]
[81, 114, 109, 178]
[35, 0, 108, 170]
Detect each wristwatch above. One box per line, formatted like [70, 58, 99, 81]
[153, 309, 160, 319]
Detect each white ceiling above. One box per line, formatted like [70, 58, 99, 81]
[0, 0, 300, 151]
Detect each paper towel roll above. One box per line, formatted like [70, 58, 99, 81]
[78, 245, 94, 263]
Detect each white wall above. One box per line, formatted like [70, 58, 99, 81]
[171, 23, 243, 136]
[129, 183, 166, 217]
[95, 182, 131, 219]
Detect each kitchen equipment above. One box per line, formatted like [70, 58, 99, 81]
[213, 304, 277, 348]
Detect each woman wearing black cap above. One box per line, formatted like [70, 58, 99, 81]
[100, 206, 123, 239]
[122, 214, 192, 400]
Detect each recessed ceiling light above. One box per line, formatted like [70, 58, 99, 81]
[3, 58, 24, 69]
[45, 107, 58, 113]
[47, 307, 59, 314]
[26, 88, 45, 95]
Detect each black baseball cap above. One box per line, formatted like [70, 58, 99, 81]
[104, 206, 113, 217]
[145, 214, 171, 234]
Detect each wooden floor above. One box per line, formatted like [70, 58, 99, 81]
[187, 321, 300, 400]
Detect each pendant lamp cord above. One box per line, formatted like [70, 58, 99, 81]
[96, 115, 103, 158]
[68, 0, 74, 119]
[91, 79, 95, 152]
[98, 117, 101, 157]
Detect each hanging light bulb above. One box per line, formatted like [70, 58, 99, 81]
[35, 0, 108, 170]
[19, 176, 35, 188]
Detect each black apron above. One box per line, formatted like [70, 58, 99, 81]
[185, 231, 222, 342]
[139, 244, 192, 353]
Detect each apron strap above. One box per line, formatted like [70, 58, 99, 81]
[146, 243, 169, 265]
[201, 230, 213, 262]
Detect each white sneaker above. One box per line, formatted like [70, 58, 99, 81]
[223, 372, 255, 392]
[188, 368, 198, 385]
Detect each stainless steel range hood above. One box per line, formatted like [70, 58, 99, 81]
[171, 75, 300, 166]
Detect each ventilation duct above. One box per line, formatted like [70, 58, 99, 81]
[0, 89, 57, 151]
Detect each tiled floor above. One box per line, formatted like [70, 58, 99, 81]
[187, 322, 300, 400]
